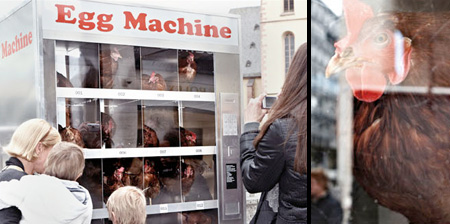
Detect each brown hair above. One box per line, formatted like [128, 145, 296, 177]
[253, 43, 308, 174]
[311, 168, 329, 191]
[4, 119, 61, 161]
[44, 141, 85, 181]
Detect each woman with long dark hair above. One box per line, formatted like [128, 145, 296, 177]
[240, 43, 307, 224]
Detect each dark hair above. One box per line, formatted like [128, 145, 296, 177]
[253, 43, 308, 174]
[311, 168, 329, 191]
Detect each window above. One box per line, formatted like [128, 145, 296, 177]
[284, 32, 295, 74]
[284, 0, 294, 12]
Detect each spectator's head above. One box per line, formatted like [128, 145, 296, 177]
[4, 118, 61, 174]
[311, 168, 329, 198]
[44, 141, 85, 181]
[107, 186, 146, 224]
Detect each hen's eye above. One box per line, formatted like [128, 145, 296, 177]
[373, 33, 389, 46]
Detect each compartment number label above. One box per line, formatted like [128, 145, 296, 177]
[118, 92, 126, 97]
[160, 204, 169, 213]
[75, 90, 83, 95]
[196, 201, 205, 209]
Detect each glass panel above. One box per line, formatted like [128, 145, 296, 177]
[142, 157, 162, 203]
[139, 100, 180, 147]
[57, 98, 101, 149]
[180, 101, 216, 146]
[178, 50, 214, 92]
[141, 47, 178, 91]
[182, 209, 218, 224]
[152, 156, 182, 204]
[182, 155, 217, 202]
[147, 213, 180, 224]
[78, 159, 103, 209]
[103, 99, 139, 148]
[102, 158, 146, 203]
[98, 44, 140, 89]
[55, 41, 99, 88]
[310, 0, 448, 223]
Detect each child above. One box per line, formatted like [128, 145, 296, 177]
[0, 142, 92, 224]
[107, 186, 146, 224]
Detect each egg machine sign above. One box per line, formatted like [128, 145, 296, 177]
[41, 1, 238, 46]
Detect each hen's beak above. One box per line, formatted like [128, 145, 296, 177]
[325, 47, 364, 78]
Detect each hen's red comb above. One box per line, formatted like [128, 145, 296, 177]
[335, 0, 374, 54]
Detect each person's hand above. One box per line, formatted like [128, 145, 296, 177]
[245, 94, 268, 123]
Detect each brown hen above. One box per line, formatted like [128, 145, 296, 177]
[326, 0, 450, 223]
[179, 52, 197, 83]
[58, 125, 85, 148]
[142, 72, 167, 91]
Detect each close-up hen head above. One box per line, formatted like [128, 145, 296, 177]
[326, 0, 412, 102]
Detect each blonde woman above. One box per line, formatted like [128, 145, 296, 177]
[107, 186, 146, 224]
[0, 118, 61, 223]
[0, 141, 92, 224]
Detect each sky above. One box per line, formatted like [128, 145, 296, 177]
[0, 0, 261, 19]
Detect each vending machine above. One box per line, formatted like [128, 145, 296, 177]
[0, 1, 243, 223]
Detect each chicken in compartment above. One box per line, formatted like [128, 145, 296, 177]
[178, 51, 214, 92]
[180, 101, 216, 146]
[182, 156, 216, 202]
[182, 210, 218, 224]
[141, 47, 178, 91]
[139, 100, 180, 147]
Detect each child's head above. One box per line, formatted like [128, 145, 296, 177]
[44, 141, 85, 181]
[107, 186, 146, 224]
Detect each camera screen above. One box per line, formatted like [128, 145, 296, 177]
[264, 96, 277, 108]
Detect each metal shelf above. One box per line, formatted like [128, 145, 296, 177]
[83, 146, 216, 159]
[92, 199, 219, 219]
[56, 88, 216, 102]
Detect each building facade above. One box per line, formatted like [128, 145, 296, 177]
[230, 7, 263, 107]
[260, 0, 307, 94]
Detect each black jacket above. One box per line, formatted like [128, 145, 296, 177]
[312, 194, 343, 224]
[0, 157, 27, 224]
[240, 118, 307, 224]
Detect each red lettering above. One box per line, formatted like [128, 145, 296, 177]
[55, 4, 76, 24]
[27, 32, 32, 45]
[1, 41, 6, 58]
[14, 35, 18, 51]
[194, 20, 202, 36]
[220, 27, 231, 38]
[177, 18, 193, 35]
[148, 19, 163, 32]
[164, 20, 176, 33]
[123, 12, 147, 31]
[97, 14, 113, 32]
[78, 12, 96, 30]
[203, 25, 218, 38]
